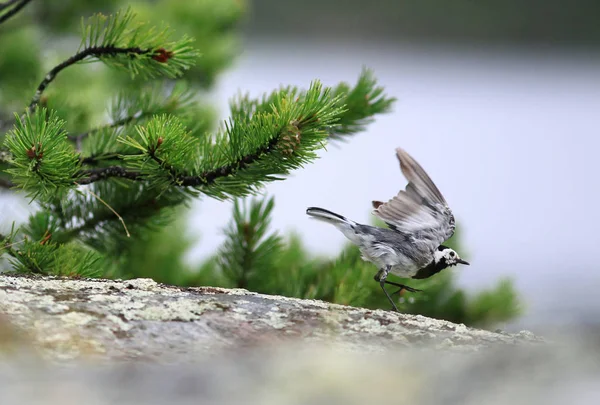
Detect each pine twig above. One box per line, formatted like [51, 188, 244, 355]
[28, 46, 154, 114]
[0, 231, 24, 256]
[0, 0, 32, 25]
[178, 134, 282, 187]
[76, 134, 282, 187]
[0, 238, 24, 254]
[77, 166, 142, 185]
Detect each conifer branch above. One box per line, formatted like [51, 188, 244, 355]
[75, 137, 279, 187]
[179, 133, 282, 187]
[77, 166, 142, 185]
[28, 46, 153, 113]
[0, 0, 31, 25]
[27, 8, 198, 115]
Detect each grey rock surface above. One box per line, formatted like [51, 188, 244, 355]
[3, 274, 598, 405]
[0, 273, 540, 361]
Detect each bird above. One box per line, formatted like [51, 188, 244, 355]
[306, 147, 469, 312]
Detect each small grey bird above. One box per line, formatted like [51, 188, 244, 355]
[306, 147, 469, 312]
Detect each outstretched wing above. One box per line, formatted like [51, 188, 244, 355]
[372, 147, 455, 247]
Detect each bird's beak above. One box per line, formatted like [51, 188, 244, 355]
[457, 259, 470, 265]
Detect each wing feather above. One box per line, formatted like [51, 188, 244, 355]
[372, 147, 455, 247]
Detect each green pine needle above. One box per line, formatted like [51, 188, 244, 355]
[3, 108, 80, 200]
[331, 67, 396, 137]
[78, 7, 199, 79]
[217, 196, 283, 289]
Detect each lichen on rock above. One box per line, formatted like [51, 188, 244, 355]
[0, 273, 542, 362]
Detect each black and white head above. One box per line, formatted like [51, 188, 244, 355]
[434, 245, 470, 268]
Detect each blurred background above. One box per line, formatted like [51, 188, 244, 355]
[2, 0, 600, 333]
[196, 0, 600, 331]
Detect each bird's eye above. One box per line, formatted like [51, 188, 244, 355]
[450, 252, 455, 257]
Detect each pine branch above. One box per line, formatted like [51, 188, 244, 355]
[4, 108, 80, 199]
[330, 67, 395, 138]
[77, 166, 141, 185]
[26, 8, 198, 114]
[178, 134, 282, 187]
[217, 196, 283, 289]
[28, 46, 153, 113]
[0, 0, 31, 25]
[76, 132, 281, 186]
[75, 144, 279, 187]
[77, 72, 394, 194]
[9, 72, 393, 205]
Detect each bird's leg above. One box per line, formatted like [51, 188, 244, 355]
[384, 280, 423, 294]
[374, 266, 399, 312]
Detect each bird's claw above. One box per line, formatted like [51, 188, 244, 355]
[393, 286, 422, 295]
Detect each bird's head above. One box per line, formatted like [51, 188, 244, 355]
[434, 246, 469, 268]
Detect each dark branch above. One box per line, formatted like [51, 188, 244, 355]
[28, 46, 153, 114]
[0, 0, 32, 25]
[75, 136, 280, 187]
[77, 166, 142, 185]
[182, 135, 281, 186]
[77, 125, 284, 187]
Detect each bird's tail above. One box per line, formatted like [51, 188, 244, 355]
[306, 207, 357, 228]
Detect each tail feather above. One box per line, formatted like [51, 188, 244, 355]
[306, 207, 356, 227]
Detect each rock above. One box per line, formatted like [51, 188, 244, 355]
[0, 273, 541, 362]
[4, 274, 599, 404]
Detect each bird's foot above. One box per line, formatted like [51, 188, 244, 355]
[393, 285, 423, 294]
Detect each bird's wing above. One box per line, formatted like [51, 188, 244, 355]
[372, 147, 455, 247]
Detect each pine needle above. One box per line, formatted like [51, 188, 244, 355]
[0, 238, 26, 253]
[74, 182, 130, 238]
